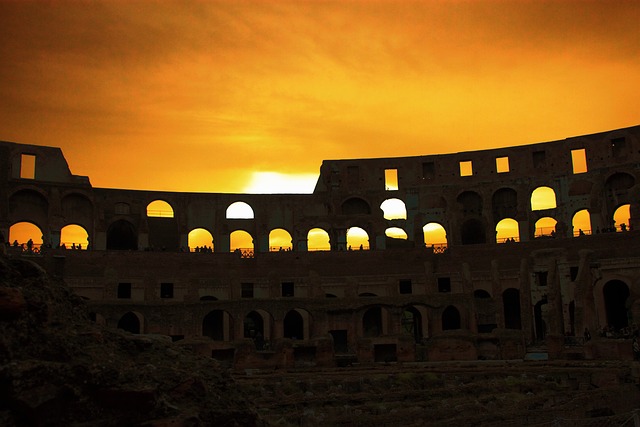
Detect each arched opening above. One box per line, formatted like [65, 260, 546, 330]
[457, 191, 483, 215]
[380, 198, 406, 220]
[461, 218, 486, 245]
[283, 310, 305, 340]
[402, 306, 423, 343]
[61, 193, 93, 223]
[269, 228, 293, 251]
[534, 217, 557, 238]
[534, 297, 548, 341]
[202, 310, 227, 341]
[531, 186, 556, 210]
[474, 289, 491, 299]
[503, 288, 522, 330]
[200, 296, 218, 301]
[442, 306, 461, 330]
[603, 280, 630, 331]
[60, 224, 89, 249]
[9, 221, 43, 251]
[8, 189, 49, 225]
[307, 227, 330, 251]
[188, 228, 214, 252]
[363, 307, 383, 337]
[146, 200, 174, 218]
[572, 209, 591, 236]
[118, 312, 141, 334]
[243, 311, 264, 339]
[605, 172, 635, 193]
[230, 230, 254, 256]
[492, 188, 518, 221]
[613, 204, 631, 232]
[341, 197, 371, 215]
[226, 201, 254, 219]
[347, 227, 369, 250]
[385, 227, 407, 240]
[495, 218, 519, 243]
[423, 222, 447, 251]
[106, 219, 137, 250]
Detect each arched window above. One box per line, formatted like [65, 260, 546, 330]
[9, 222, 43, 250]
[457, 191, 483, 215]
[347, 227, 369, 250]
[402, 306, 423, 343]
[341, 197, 371, 215]
[202, 310, 230, 341]
[492, 188, 518, 221]
[613, 204, 631, 232]
[188, 228, 214, 252]
[474, 289, 491, 299]
[531, 186, 556, 210]
[283, 309, 308, 340]
[307, 228, 330, 251]
[385, 227, 407, 240]
[534, 217, 557, 238]
[363, 307, 383, 337]
[226, 201, 254, 219]
[603, 280, 629, 330]
[423, 222, 447, 250]
[146, 200, 174, 218]
[461, 218, 486, 245]
[60, 224, 89, 249]
[503, 289, 521, 330]
[442, 306, 461, 330]
[230, 230, 253, 256]
[572, 209, 591, 236]
[495, 218, 519, 243]
[106, 219, 137, 250]
[380, 198, 406, 220]
[118, 311, 142, 334]
[269, 228, 292, 251]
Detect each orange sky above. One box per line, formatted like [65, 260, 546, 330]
[1, 0, 638, 194]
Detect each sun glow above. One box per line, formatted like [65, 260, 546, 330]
[243, 172, 318, 194]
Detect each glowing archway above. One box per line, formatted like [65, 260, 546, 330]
[146, 200, 174, 218]
[347, 227, 369, 250]
[531, 186, 556, 210]
[189, 228, 214, 251]
[9, 222, 43, 250]
[495, 218, 519, 243]
[423, 222, 447, 248]
[269, 228, 292, 251]
[230, 230, 254, 255]
[614, 204, 630, 231]
[226, 201, 254, 219]
[534, 217, 557, 238]
[307, 227, 330, 251]
[60, 224, 89, 249]
[380, 198, 407, 220]
[385, 227, 407, 240]
[572, 209, 591, 236]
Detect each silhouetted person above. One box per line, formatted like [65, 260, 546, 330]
[584, 328, 591, 342]
[621, 223, 627, 232]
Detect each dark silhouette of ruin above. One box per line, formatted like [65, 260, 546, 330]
[1, 125, 639, 368]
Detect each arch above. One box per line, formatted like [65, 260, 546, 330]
[8, 189, 49, 223]
[605, 172, 635, 192]
[9, 221, 43, 250]
[534, 297, 548, 341]
[495, 218, 519, 243]
[385, 227, 407, 240]
[283, 309, 310, 340]
[146, 200, 174, 218]
[307, 227, 330, 251]
[269, 228, 293, 251]
[60, 224, 89, 249]
[492, 188, 518, 221]
[188, 228, 214, 252]
[117, 311, 143, 334]
[106, 219, 137, 250]
[457, 191, 483, 215]
[200, 295, 218, 301]
[341, 197, 371, 215]
[442, 306, 461, 330]
[572, 209, 591, 236]
[423, 222, 447, 248]
[474, 289, 491, 299]
[531, 186, 556, 210]
[359, 292, 378, 297]
[244, 311, 269, 347]
[613, 204, 631, 231]
[534, 217, 557, 238]
[502, 288, 522, 330]
[603, 280, 630, 330]
[461, 218, 486, 245]
[380, 198, 406, 220]
[402, 305, 423, 343]
[230, 230, 254, 255]
[226, 201, 254, 219]
[347, 227, 369, 250]
[202, 310, 231, 341]
[363, 307, 383, 337]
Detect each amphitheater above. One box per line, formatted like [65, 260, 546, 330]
[2, 125, 639, 369]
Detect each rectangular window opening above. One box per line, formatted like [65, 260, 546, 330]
[535, 272, 548, 287]
[570, 266, 579, 282]
[611, 137, 626, 157]
[384, 168, 398, 190]
[281, 282, 294, 297]
[20, 154, 36, 179]
[533, 151, 546, 169]
[438, 277, 451, 293]
[459, 160, 473, 177]
[496, 156, 510, 173]
[399, 279, 412, 295]
[160, 282, 174, 298]
[117, 283, 131, 299]
[241, 282, 254, 298]
[422, 162, 435, 180]
[571, 148, 587, 174]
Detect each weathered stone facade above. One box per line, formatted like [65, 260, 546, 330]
[2, 125, 639, 368]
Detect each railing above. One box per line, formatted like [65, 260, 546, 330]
[232, 248, 254, 258]
[430, 243, 448, 254]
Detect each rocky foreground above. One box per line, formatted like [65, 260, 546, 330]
[1, 254, 639, 426]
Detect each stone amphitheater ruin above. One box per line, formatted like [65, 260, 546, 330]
[2, 125, 640, 370]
